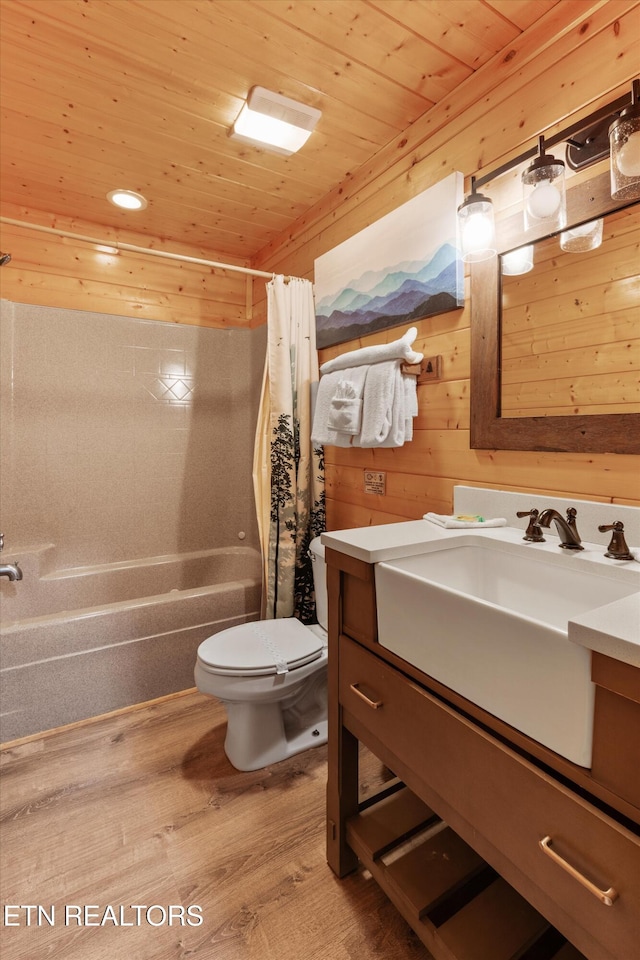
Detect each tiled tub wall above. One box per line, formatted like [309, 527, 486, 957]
[0, 300, 266, 566]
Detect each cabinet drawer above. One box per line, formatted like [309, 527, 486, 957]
[339, 634, 640, 960]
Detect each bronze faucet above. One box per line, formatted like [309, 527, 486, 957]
[536, 507, 584, 550]
[598, 521, 636, 561]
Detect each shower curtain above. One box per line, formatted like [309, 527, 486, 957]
[252, 275, 325, 622]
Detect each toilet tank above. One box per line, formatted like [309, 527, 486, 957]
[309, 536, 328, 631]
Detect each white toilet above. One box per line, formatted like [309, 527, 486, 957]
[194, 536, 328, 771]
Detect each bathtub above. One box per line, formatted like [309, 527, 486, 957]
[0, 545, 262, 743]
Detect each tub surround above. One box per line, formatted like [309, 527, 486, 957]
[324, 488, 639, 960]
[0, 300, 265, 568]
[0, 546, 261, 742]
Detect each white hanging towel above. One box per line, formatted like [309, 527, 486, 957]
[356, 360, 406, 447]
[403, 373, 418, 443]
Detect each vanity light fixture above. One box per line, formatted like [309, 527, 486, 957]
[522, 136, 566, 233]
[500, 244, 534, 275]
[559, 218, 604, 253]
[458, 78, 639, 258]
[107, 189, 148, 211]
[609, 78, 640, 200]
[457, 176, 496, 262]
[230, 86, 321, 156]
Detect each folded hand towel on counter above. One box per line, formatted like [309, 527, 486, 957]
[320, 326, 423, 375]
[423, 513, 508, 529]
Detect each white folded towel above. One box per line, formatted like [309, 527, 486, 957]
[320, 326, 423, 375]
[311, 366, 367, 446]
[423, 513, 508, 529]
[312, 326, 422, 448]
[327, 377, 363, 434]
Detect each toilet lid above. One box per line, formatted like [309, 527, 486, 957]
[197, 617, 324, 677]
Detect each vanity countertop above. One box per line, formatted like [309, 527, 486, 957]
[321, 518, 449, 564]
[569, 593, 640, 668]
[322, 519, 640, 669]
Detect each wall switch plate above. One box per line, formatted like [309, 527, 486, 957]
[364, 470, 386, 495]
[418, 355, 442, 382]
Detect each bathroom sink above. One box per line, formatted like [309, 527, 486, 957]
[375, 536, 639, 767]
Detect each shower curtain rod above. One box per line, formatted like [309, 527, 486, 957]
[0, 216, 296, 281]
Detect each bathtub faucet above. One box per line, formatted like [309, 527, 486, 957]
[0, 532, 23, 581]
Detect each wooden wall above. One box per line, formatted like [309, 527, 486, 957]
[252, 2, 640, 527]
[0, 204, 252, 329]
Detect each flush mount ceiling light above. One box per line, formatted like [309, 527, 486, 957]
[230, 86, 321, 156]
[107, 189, 148, 210]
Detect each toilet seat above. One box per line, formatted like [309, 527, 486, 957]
[197, 617, 324, 678]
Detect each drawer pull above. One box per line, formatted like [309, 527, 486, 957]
[539, 836, 618, 906]
[350, 683, 383, 710]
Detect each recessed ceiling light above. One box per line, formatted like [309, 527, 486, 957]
[230, 86, 321, 156]
[107, 189, 148, 210]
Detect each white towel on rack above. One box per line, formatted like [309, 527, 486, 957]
[357, 360, 405, 447]
[327, 368, 367, 435]
[311, 367, 367, 446]
[320, 326, 423, 375]
[403, 373, 418, 443]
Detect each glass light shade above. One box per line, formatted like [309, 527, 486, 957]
[457, 194, 496, 263]
[610, 117, 640, 200]
[501, 245, 534, 275]
[559, 218, 603, 252]
[522, 150, 566, 233]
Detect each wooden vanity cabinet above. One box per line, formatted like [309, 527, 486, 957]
[325, 547, 640, 960]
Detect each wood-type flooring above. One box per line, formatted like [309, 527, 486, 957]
[0, 690, 431, 960]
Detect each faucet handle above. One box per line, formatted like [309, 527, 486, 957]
[598, 521, 635, 561]
[564, 507, 581, 545]
[0, 533, 3, 552]
[516, 509, 545, 542]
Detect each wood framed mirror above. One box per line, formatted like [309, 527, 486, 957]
[470, 170, 640, 454]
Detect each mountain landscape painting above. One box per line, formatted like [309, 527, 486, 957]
[314, 172, 464, 349]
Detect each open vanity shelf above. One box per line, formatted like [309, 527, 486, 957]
[347, 784, 586, 960]
[325, 543, 640, 960]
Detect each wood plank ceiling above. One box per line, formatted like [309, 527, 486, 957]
[1, 0, 562, 266]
